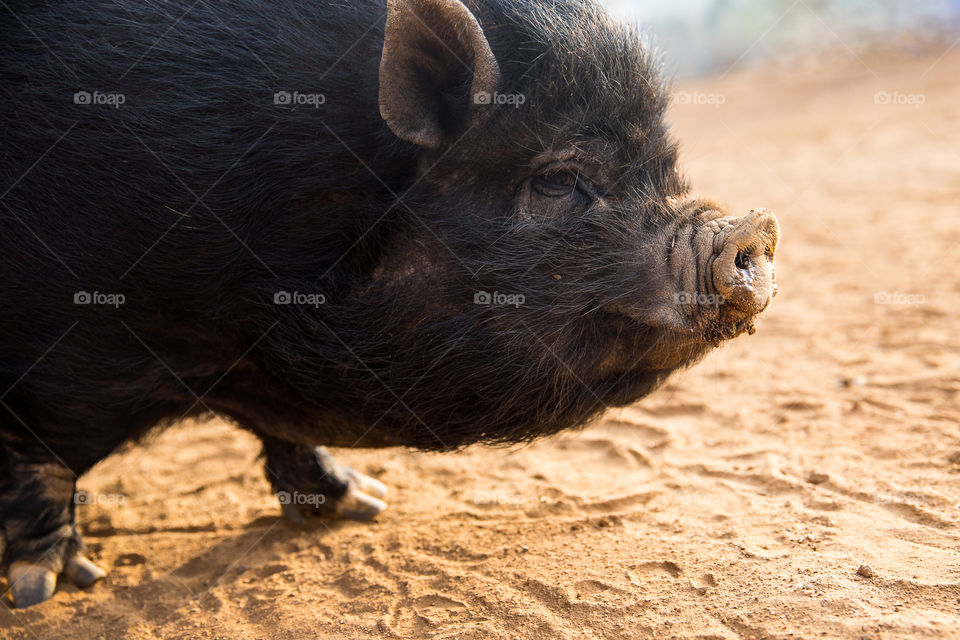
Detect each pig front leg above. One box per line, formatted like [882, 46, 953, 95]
[0, 457, 106, 607]
[260, 437, 388, 522]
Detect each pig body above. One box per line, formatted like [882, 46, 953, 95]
[0, 0, 778, 606]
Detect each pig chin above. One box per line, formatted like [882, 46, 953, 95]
[598, 294, 765, 380]
[639, 331, 715, 371]
[593, 315, 715, 379]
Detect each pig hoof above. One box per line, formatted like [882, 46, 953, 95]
[340, 467, 388, 500]
[262, 442, 389, 522]
[281, 501, 309, 524]
[8, 562, 58, 608]
[334, 485, 388, 520]
[6, 552, 107, 607]
[64, 553, 107, 588]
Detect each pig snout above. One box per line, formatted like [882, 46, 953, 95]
[707, 208, 780, 319]
[646, 204, 781, 341]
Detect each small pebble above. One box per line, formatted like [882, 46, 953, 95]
[857, 564, 874, 578]
[807, 472, 829, 485]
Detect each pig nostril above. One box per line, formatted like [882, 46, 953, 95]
[734, 249, 750, 270]
[710, 209, 780, 320]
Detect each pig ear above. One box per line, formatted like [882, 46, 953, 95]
[379, 0, 500, 149]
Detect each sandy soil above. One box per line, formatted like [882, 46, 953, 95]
[2, 50, 959, 640]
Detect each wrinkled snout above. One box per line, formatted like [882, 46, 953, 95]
[611, 203, 780, 347]
[709, 209, 780, 318]
[651, 204, 781, 342]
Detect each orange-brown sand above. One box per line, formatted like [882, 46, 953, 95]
[2, 50, 959, 640]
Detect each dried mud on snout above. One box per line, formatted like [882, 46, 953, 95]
[3, 52, 960, 639]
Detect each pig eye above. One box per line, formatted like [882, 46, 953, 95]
[532, 170, 591, 201]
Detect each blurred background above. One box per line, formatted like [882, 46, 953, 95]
[602, 0, 960, 76]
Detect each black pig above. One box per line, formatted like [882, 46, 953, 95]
[0, 0, 779, 607]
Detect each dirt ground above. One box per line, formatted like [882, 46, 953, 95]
[2, 49, 959, 640]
